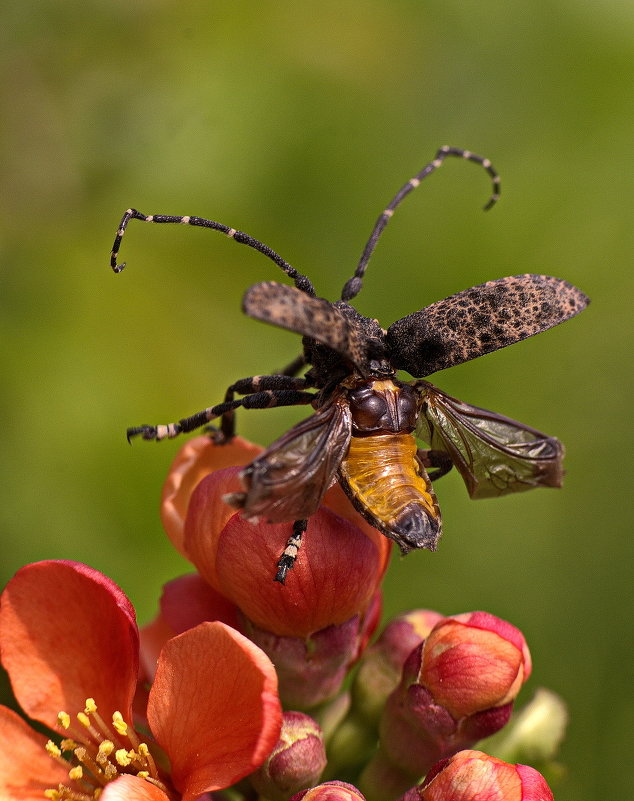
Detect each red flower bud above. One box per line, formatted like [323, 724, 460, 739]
[419, 613, 532, 718]
[414, 750, 554, 801]
[161, 435, 391, 640]
[251, 711, 327, 801]
[185, 471, 388, 638]
[290, 781, 366, 801]
[361, 612, 531, 796]
[161, 435, 263, 557]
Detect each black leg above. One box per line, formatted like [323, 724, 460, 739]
[278, 353, 307, 377]
[417, 448, 454, 482]
[219, 374, 315, 439]
[127, 386, 316, 442]
[275, 519, 307, 583]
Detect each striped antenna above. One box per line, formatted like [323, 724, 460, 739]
[110, 209, 316, 297]
[341, 146, 501, 302]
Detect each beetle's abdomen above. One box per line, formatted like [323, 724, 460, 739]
[338, 432, 442, 553]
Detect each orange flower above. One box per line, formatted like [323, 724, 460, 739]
[414, 750, 554, 801]
[0, 561, 282, 801]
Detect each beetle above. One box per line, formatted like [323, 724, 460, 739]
[110, 146, 589, 582]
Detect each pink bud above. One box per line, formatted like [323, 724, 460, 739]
[251, 712, 327, 801]
[419, 612, 531, 718]
[416, 750, 553, 800]
[290, 781, 366, 801]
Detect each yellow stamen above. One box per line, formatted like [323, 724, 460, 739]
[98, 740, 114, 757]
[111, 711, 128, 737]
[58, 712, 71, 729]
[46, 704, 167, 799]
[77, 711, 102, 743]
[46, 740, 62, 758]
[103, 763, 118, 781]
[115, 749, 131, 767]
[61, 738, 78, 751]
[137, 742, 159, 778]
[84, 698, 98, 715]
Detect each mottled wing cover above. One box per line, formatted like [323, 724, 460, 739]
[243, 281, 370, 372]
[386, 274, 589, 377]
[231, 394, 353, 522]
[417, 381, 564, 498]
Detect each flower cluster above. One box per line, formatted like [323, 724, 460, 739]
[0, 436, 564, 800]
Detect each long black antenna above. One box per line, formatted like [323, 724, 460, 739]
[110, 209, 316, 297]
[340, 146, 501, 303]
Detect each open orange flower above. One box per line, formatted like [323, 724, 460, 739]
[0, 560, 282, 801]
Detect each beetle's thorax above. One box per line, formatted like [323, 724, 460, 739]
[346, 378, 419, 435]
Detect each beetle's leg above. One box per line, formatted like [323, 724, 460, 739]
[127, 386, 316, 443]
[278, 353, 307, 377]
[417, 449, 454, 482]
[275, 519, 307, 584]
[217, 374, 315, 440]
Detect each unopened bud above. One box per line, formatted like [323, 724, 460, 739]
[290, 781, 366, 801]
[251, 712, 327, 801]
[418, 612, 531, 718]
[409, 749, 554, 800]
[361, 612, 531, 798]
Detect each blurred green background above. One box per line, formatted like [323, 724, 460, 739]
[1, 1, 631, 797]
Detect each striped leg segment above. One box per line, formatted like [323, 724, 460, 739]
[127, 385, 315, 442]
[341, 146, 501, 302]
[110, 208, 316, 296]
[275, 519, 307, 584]
[219, 374, 314, 439]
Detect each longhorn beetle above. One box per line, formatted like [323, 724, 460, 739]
[111, 146, 589, 582]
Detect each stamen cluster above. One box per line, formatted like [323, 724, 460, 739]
[43, 699, 167, 801]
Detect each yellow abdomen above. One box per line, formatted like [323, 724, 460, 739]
[338, 432, 442, 552]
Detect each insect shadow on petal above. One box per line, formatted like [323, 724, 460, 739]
[110, 146, 589, 582]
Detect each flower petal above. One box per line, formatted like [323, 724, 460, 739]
[184, 468, 246, 587]
[160, 573, 240, 634]
[0, 561, 139, 730]
[215, 506, 384, 637]
[147, 621, 282, 800]
[138, 574, 241, 683]
[0, 705, 68, 800]
[162, 436, 262, 557]
[100, 775, 172, 801]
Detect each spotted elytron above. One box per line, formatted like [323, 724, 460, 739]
[111, 146, 589, 582]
